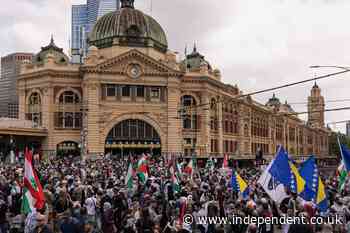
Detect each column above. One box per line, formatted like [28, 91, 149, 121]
[238, 104, 246, 155]
[166, 80, 182, 155]
[18, 90, 26, 120]
[199, 93, 210, 156]
[84, 78, 103, 157]
[218, 99, 223, 156]
[42, 86, 55, 153]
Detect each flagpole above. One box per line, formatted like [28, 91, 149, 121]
[337, 136, 345, 162]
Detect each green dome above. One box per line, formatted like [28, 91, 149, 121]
[266, 93, 281, 107]
[33, 37, 69, 65]
[89, 0, 168, 52]
[181, 45, 212, 71]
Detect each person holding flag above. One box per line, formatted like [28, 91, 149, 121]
[222, 153, 229, 169]
[136, 154, 149, 184]
[258, 157, 288, 204]
[125, 162, 135, 190]
[169, 162, 181, 194]
[205, 157, 214, 172]
[299, 156, 328, 213]
[269, 146, 306, 195]
[231, 169, 249, 199]
[338, 138, 350, 192]
[21, 148, 45, 215]
[184, 156, 196, 179]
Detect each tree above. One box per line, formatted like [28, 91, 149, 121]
[329, 132, 350, 157]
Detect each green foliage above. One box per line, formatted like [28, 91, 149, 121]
[329, 132, 350, 157]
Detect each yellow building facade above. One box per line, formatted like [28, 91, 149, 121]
[17, 0, 329, 160]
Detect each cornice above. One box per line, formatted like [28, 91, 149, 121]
[18, 69, 81, 80]
[80, 49, 184, 78]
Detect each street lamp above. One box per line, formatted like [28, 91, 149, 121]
[310, 65, 350, 71]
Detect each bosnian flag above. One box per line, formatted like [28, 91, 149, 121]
[231, 170, 249, 199]
[137, 154, 149, 183]
[21, 148, 45, 214]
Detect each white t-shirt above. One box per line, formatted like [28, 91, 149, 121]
[85, 197, 97, 215]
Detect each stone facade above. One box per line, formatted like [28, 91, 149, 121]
[17, 43, 329, 159]
[17, 1, 329, 159]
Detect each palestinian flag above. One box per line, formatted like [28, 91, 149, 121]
[125, 162, 134, 190]
[21, 148, 45, 214]
[206, 157, 214, 171]
[170, 164, 181, 193]
[184, 158, 196, 178]
[176, 162, 182, 176]
[337, 162, 347, 191]
[137, 154, 149, 183]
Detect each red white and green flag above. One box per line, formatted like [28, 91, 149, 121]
[337, 162, 347, 191]
[184, 157, 196, 179]
[137, 154, 149, 183]
[125, 162, 135, 190]
[184, 159, 193, 176]
[170, 163, 181, 193]
[21, 148, 45, 214]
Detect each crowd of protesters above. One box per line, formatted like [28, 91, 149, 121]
[0, 153, 349, 233]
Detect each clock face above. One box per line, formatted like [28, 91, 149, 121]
[129, 64, 141, 78]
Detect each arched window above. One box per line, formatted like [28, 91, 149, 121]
[244, 124, 249, 137]
[210, 98, 217, 110]
[210, 98, 218, 131]
[55, 90, 82, 129]
[29, 92, 41, 105]
[64, 112, 74, 128]
[59, 91, 80, 104]
[181, 95, 198, 130]
[26, 92, 42, 126]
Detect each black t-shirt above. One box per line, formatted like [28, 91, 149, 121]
[0, 202, 7, 223]
[33, 225, 54, 233]
[54, 198, 72, 214]
[136, 218, 154, 233]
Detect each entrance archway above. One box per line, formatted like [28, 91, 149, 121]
[105, 119, 161, 156]
[56, 141, 80, 157]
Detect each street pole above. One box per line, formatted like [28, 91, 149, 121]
[80, 101, 88, 163]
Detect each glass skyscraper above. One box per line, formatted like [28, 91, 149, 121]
[71, 0, 120, 63]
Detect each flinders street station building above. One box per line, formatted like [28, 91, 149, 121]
[15, 0, 329, 161]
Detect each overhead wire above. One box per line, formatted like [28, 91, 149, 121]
[179, 69, 350, 113]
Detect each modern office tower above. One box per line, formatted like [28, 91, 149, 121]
[0, 53, 33, 118]
[71, 0, 120, 63]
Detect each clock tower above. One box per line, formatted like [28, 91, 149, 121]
[307, 82, 325, 128]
